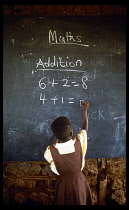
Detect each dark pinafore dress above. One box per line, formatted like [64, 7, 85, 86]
[50, 138, 94, 205]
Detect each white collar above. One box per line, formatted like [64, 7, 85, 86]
[55, 139, 74, 148]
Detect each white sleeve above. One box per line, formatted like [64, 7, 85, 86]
[76, 130, 87, 170]
[76, 130, 87, 156]
[44, 146, 60, 175]
[44, 146, 53, 163]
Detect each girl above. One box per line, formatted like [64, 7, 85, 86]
[44, 101, 94, 205]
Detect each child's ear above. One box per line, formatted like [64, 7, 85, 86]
[70, 130, 73, 137]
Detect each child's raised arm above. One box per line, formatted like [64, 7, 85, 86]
[82, 101, 89, 132]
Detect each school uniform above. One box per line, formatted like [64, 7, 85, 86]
[44, 130, 94, 205]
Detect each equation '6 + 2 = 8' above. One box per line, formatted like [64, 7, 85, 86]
[38, 76, 88, 90]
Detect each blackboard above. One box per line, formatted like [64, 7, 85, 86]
[3, 16, 126, 161]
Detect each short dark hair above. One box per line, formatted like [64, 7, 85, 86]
[51, 116, 72, 142]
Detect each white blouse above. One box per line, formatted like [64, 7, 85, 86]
[44, 130, 87, 175]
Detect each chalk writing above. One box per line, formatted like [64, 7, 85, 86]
[62, 79, 71, 87]
[51, 96, 58, 105]
[88, 109, 106, 120]
[82, 76, 88, 89]
[40, 94, 75, 105]
[36, 56, 82, 69]
[39, 77, 47, 89]
[49, 30, 89, 47]
[36, 69, 85, 73]
[35, 54, 88, 104]
[38, 76, 88, 90]
[40, 93, 47, 104]
[49, 30, 81, 43]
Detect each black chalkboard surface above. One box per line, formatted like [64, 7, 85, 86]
[3, 16, 126, 161]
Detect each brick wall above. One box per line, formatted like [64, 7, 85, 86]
[3, 5, 126, 205]
[3, 157, 126, 205]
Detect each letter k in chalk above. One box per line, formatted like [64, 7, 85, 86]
[99, 109, 105, 120]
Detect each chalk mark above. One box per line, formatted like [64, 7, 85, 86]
[49, 43, 89, 47]
[114, 116, 125, 120]
[37, 68, 86, 73]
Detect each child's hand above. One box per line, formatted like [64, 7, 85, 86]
[82, 100, 89, 110]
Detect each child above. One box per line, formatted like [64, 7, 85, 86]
[44, 101, 94, 205]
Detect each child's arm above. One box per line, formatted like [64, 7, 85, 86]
[82, 101, 89, 132]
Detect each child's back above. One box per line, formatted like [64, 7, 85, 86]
[44, 101, 94, 205]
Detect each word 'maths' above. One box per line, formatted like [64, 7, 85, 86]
[49, 30, 82, 44]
